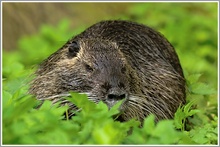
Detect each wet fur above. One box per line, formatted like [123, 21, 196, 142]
[30, 20, 186, 122]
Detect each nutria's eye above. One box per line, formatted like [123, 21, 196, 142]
[68, 41, 80, 58]
[85, 64, 93, 72]
[121, 67, 126, 74]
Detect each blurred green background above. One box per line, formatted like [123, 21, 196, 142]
[2, 2, 218, 145]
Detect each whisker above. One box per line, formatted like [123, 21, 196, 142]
[128, 95, 170, 120]
[38, 93, 71, 100]
[68, 108, 82, 118]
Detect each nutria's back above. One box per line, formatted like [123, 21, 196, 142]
[30, 20, 186, 122]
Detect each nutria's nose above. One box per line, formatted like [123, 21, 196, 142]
[107, 93, 126, 101]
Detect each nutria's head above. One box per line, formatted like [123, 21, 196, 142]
[30, 39, 139, 118]
[59, 39, 135, 107]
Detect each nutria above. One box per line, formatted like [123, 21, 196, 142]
[29, 20, 186, 122]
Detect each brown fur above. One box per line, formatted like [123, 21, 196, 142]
[29, 20, 186, 122]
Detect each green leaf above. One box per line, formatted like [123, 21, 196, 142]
[143, 114, 155, 134]
[108, 99, 123, 117]
[190, 82, 216, 95]
[152, 120, 180, 144]
[2, 90, 12, 107]
[174, 106, 185, 129]
[187, 73, 202, 84]
[69, 92, 96, 112]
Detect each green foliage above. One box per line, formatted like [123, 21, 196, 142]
[3, 90, 217, 145]
[3, 91, 135, 144]
[2, 3, 218, 145]
[124, 115, 191, 144]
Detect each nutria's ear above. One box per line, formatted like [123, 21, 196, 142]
[67, 41, 80, 58]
